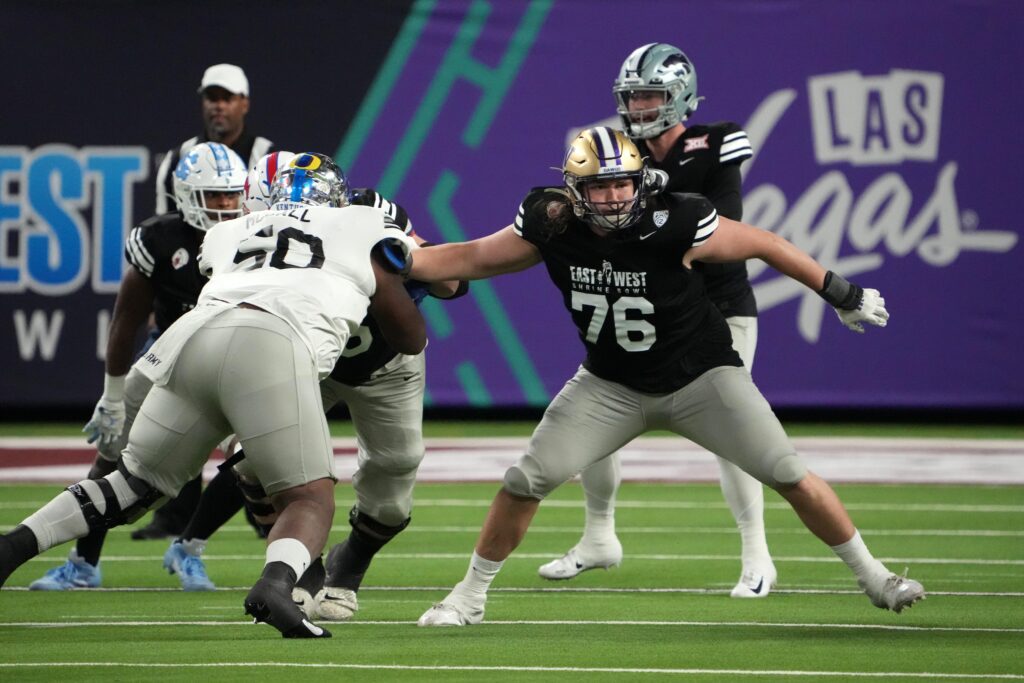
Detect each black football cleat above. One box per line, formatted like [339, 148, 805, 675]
[245, 575, 332, 639]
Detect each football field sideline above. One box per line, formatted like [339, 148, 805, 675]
[2, 435, 1023, 484]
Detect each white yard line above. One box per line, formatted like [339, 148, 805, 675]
[0, 619, 1021, 635]
[0, 662, 1020, 679]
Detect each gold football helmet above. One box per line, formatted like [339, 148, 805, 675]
[562, 126, 649, 230]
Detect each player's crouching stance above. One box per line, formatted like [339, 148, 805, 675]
[0, 153, 426, 639]
[408, 128, 925, 626]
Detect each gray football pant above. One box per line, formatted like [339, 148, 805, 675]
[122, 308, 335, 497]
[504, 363, 805, 500]
[578, 316, 761, 502]
[318, 353, 426, 526]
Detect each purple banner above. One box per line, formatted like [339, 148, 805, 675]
[2, 0, 1021, 411]
[346, 0, 1023, 408]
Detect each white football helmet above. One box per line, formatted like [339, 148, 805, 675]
[172, 142, 247, 230]
[243, 151, 295, 214]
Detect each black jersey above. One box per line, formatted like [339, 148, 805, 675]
[637, 121, 756, 317]
[124, 212, 207, 332]
[328, 188, 415, 386]
[514, 187, 741, 394]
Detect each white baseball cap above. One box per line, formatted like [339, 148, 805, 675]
[197, 64, 249, 97]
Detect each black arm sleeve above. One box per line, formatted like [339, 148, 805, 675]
[703, 163, 743, 221]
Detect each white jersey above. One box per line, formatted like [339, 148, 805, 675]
[135, 205, 413, 385]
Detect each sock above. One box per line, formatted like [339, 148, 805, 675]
[75, 528, 108, 567]
[325, 532, 386, 591]
[579, 455, 621, 546]
[295, 555, 326, 594]
[717, 457, 772, 568]
[150, 476, 202, 532]
[830, 530, 889, 585]
[179, 467, 245, 542]
[4, 525, 42, 563]
[456, 551, 503, 598]
[266, 538, 311, 581]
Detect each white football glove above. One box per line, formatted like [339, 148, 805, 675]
[834, 288, 888, 333]
[83, 374, 127, 445]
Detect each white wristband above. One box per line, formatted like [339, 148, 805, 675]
[103, 373, 126, 401]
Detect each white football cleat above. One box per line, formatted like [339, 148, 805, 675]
[730, 564, 778, 599]
[537, 538, 623, 580]
[417, 592, 485, 627]
[314, 587, 359, 621]
[292, 587, 317, 619]
[861, 570, 926, 613]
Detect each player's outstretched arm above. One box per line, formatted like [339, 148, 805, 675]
[409, 226, 542, 283]
[369, 248, 427, 355]
[687, 217, 888, 333]
[84, 268, 155, 444]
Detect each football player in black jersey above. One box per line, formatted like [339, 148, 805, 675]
[410, 126, 923, 626]
[24, 142, 248, 591]
[155, 151, 466, 620]
[539, 43, 775, 599]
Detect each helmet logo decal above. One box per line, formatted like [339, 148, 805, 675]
[208, 142, 234, 175]
[293, 153, 322, 171]
[591, 127, 624, 170]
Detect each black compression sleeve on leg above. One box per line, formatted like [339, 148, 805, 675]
[151, 475, 202, 531]
[76, 528, 108, 567]
[324, 509, 410, 591]
[179, 466, 245, 542]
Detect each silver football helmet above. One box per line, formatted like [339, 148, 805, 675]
[269, 153, 351, 209]
[172, 142, 247, 230]
[563, 126, 650, 231]
[613, 43, 702, 139]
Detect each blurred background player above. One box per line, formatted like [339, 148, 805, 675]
[538, 43, 776, 599]
[27, 143, 248, 590]
[408, 127, 922, 626]
[139, 63, 277, 541]
[0, 152, 426, 640]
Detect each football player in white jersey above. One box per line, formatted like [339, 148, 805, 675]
[407, 128, 923, 626]
[0, 153, 425, 639]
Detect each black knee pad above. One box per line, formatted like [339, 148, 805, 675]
[349, 506, 409, 546]
[67, 461, 164, 532]
[233, 465, 278, 531]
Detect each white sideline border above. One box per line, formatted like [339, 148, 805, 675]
[1, 436, 1023, 484]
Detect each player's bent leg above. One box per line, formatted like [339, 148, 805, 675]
[1, 462, 166, 588]
[316, 508, 410, 621]
[775, 473, 925, 613]
[244, 478, 335, 639]
[28, 454, 119, 591]
[419, 489, 538, 628]
[539, 454, 623, 581]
